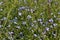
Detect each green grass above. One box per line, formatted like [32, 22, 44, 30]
[0, 0, 60, 40]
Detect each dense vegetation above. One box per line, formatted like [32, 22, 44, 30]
[0, 0, 60, 40]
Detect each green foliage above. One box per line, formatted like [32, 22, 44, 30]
[0, 0, 60, 40]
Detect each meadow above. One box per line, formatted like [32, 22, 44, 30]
[0, 0, 60, 40]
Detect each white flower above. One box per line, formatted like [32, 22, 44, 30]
[24, 0, 27, 4]
[22, 21, 26, 25]
[18, 12, 22, 16]
[43, 24, 46, 26]
[42, 31, 46, 34]
[58, 12, 60, 14]
[38, 18, 42, 22]
[54, 15, 56, 18]
[34, 0, 37, 3]
[30, 23, 34, 27]
[25, 8, 30, 11]
[16, 26, 20, 29]
[0, 2, 3, 5]
[50, 25, 53, 28]
[56, 18, 60, 20]
[31, 30, 34, 33]
[8, 32, 14, 35]
[53, 34, 56, 37]
[0, 8, 3, 11]
[20, 32, 24, 37]
[48, 0, 52, 3]
[1, 17, 7, 20]
[53, 23, 57, 27]
[3, 17, 7, 20]
[27, 15, 32, 19]
[15, 17, 18, 19]
[13, 18, 17, 24]
[7, 25, 10, 27]
[51, 13, 53, 15]
[40, 22, 43, 25]
[0, 25, 2, 28]
[52, 31, 56, 37]
[14, 22, 17, 24]
[33, 20, 37, 23]
[18, 6, 25, 10]
[30, 9, 34, 13]
[40, 12, 44, 16]
[20, 32, 23, 34]
[34, 34, 37, 37]
[46, 27, 49, 31]
[49, 18, 53, 23]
